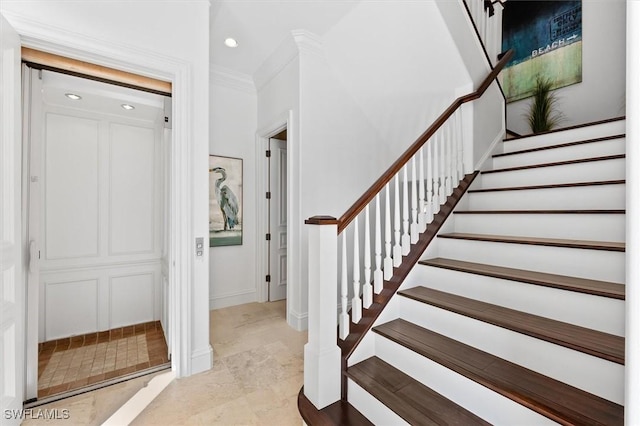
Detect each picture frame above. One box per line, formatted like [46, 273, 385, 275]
[501, 0, 583, 103]
[209, 155, 243, 247]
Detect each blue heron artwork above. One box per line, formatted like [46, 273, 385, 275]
[209, 156, 242, 246]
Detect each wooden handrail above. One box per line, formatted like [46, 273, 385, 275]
[336, 49, 513, 234]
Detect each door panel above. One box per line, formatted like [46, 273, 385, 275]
[0, 13, 25, 424]
[269, 138, 287, 301]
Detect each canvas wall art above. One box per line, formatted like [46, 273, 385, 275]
[209, 155, 242, 247]
[501, 0, 582, 102]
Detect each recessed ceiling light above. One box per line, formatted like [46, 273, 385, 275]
[121, 104, 135, 110]
[224, 38, 238, 48]
[65, 93, 82, 100]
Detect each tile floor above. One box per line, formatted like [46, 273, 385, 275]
[38, 321, 169, 398]
[24, 300, 307, 425]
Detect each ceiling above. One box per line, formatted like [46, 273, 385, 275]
[210, 0, 360, 77]
[41, 70, 166, 122]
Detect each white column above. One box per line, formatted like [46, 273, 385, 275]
[304, 218, 341, 409]
[626, 1, 640, 423]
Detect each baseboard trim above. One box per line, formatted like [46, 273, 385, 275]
[209, 289, 257, 310]
[190, 345, 213, 375]
[289, 309, 308, 331]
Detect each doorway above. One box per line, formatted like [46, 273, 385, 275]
[23, 67, 171, 402]
[267, 130, 287, 301]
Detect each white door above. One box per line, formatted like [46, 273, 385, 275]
[0, 13, 25, 425]
[24, 67, 41, 401]
[268, 138, 287, 301]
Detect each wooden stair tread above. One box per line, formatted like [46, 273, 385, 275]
[374, 319, 624, 425]
[481, 154, 625, 175]
[347, 357, 490, 426]
[503, 116, 625, 142]
[438, 232, 625, 252]
[469, 179, 625, 193]
[298, 387, 373, 426]
[493, 134, 625, 158]
[419, 257, 625, 299]
[454, 209, 625, 214]
[398, 286, 624, 364]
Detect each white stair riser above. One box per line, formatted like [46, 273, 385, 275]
[493, 138, 625, 169]
[348, 380, 409, 426]
[407, 266, 625, 336]
[467, 184, 625, 210]
[374, 334, 558, 425]
[437, 238, 625, 283]
[398, 298, 625, 404]
[481, 157, 625, 188]
[503, 121, 626, 153]
[454, 213, 625, 242]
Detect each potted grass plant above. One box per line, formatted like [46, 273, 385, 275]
[526, 76, 565, 133]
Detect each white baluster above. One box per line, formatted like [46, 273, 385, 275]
[410, 157, 419, 244]
[384, 183, 394, 279]
[439, 131, 446, 205]
[363, 205, 373, 309]
[482, 7, 488, 45]
[443, 122, 451, 196]
[427, 141, 434, 223]
[456, 108, 464, 180]
[446, 119, 453, 194]
[418, 147, 426, 232]
[450, 118, 457, 189]
[393, 175, 402, 267]
[470, 0, 478, 22]
[374, 194, 384, 293]
[401, 165, 410, 255]
[351, 217, 362, 324]
[339, 234, 349, 340]
[433, 132, 441, 210]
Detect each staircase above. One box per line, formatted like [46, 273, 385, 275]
[342, 118, 626, 424]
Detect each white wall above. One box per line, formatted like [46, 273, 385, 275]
[506, 0, 626, 135]
[252, 1, 476, 329]
[209, 71, 258, 309]
[322, 0, 470, 184]
[256, 42, 303, 328]
[1, 0, 211, 376]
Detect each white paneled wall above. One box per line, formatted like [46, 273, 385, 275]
[109, 123, 156, 255]
[37, 97, 164, 341]
[45, 113, 100, 259]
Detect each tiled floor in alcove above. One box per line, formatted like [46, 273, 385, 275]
[24, 301, 306, 425]
[38, 321, 169, 398]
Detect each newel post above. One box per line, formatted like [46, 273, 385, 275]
[303, 215, 341, 409]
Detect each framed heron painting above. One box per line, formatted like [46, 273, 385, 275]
[209, 155, 243, 247]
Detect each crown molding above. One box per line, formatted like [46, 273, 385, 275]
[253, 29, 324, 92]
[292, 29, 324, 58]
[210, 64, 256, 94]
[253, 33, 299, 92]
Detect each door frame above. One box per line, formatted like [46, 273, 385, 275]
[256, 110, 305, 330]
[9, 16, 194, 379]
